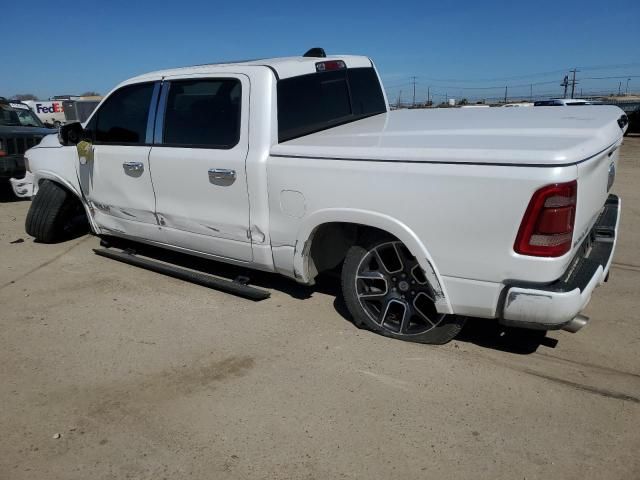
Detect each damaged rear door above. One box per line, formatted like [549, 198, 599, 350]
[148, 75, 252, 262]
[78, 81, 162, 242]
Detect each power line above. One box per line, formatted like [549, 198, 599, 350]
[420, 68, 568, 83]
[384, 73, 639, 96]
[383, 81, 411, 89]
[581, 74, 640, 80]
[384, 68, 639, 104]
[577, 62, 640, 71]
[411, 62, 640, 84]
[386, 80, 559, 91]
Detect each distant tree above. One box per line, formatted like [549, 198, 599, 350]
[80, 91, 100, 97]
[459, 98, 469, 105]
[13, 93, 39, 101]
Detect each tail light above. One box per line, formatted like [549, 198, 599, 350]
[0, 139, 5, 157]
[514, 180, 577, 257]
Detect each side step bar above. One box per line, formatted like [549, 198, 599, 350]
[93, 248, 270, 301]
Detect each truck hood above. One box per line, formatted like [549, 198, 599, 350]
[272, 106, 626, 166]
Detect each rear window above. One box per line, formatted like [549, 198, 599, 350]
[277, 67, 386, 142]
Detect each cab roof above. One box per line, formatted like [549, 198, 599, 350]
[126, 55, 373, 83]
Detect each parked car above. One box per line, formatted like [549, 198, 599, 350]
[22, 50, 624, 344]
[0, 98, 55, 195]
[533, 98, 599, 106]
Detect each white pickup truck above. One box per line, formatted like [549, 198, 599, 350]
[22, 50, 624, 344]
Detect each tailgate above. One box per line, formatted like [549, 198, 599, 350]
[572, 140, 621, 252]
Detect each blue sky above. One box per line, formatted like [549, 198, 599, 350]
[2, 0, 639, 101]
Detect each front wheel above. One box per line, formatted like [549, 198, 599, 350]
[25, 180, 88, 243]
[341, 233, 466, 344]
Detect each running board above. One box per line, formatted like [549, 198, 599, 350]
[93, 248, 270, 301]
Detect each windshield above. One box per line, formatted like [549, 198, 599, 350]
[0, 104, 45, 127]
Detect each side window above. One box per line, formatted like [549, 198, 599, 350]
[162, 79, 241, 148]
[93, 83, 154, 145]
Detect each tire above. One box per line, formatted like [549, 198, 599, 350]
[341, 232, 466, 344]
[25, 180, 87, 243]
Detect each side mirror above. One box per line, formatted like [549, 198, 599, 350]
[58, 122, 83, 146]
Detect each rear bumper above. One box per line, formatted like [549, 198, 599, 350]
[500, 194, 620, 331]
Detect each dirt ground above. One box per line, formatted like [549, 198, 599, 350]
[1, 137, 639, 480]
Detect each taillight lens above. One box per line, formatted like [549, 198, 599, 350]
[514, 181, 577, 257]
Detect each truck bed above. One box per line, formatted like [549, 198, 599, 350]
[272, 106, 625, 166]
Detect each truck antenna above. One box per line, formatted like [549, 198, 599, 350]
[303, 48, 326, 58]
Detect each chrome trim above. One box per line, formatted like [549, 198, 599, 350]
[208, 168, 236, 180]
[122, 161, 144, 172]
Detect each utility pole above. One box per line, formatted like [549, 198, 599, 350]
[561, 75, 569, 98]
[627, 78, 631, 95]
[569, 68, 579, 99]
[427, 86, 430, 106]
[411, 76, 417, 107]
[530, 84, 533, 102]
[504, 85, 508, 104]
[397, 90, 402, 109]
[618, 82, 622, 96]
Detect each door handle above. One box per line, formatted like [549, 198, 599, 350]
[123, 161, 144, 173]
[208, 168, 236, 181]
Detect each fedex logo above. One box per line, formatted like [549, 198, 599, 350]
[36, 102, 63, 114]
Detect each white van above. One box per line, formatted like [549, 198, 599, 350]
[22, 100, 66, 126]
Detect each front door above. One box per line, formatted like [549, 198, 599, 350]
[78, 81, 162, 242]
[148, 75, 252, 261]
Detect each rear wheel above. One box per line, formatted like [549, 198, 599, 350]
[341, 233, 465, 344]
[25, 180, 88, 243]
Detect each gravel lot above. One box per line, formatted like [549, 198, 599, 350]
[1, 136, 639, 480]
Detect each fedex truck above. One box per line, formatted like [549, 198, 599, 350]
[22, 100, 66, 126]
